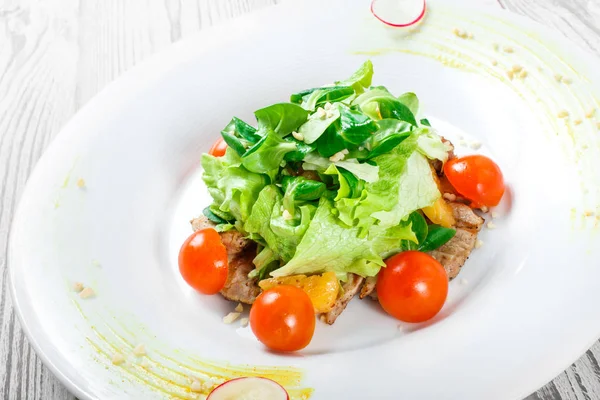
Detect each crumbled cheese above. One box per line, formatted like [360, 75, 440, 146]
[584, 210, 595, 217]
[76, 178, 86, 188]
[554, 74, 563, 82]
[480, 205, 489, 213]
[506, 70, 514, 80]
[459, 278, 469, 285]
[223, 312, 241, 324]
[487, 221, 497, 229]
[491, 59, 498, 66]
[561, 77, 572, 84]
[358, 146, 365, 151]
[282, 209, 293, 221]
[475, 239, 484, 249]
[73, 282, 84, 292]
[557, 110, 569, 118]
[458, 139, 468, 146]
[133, 343, 146, 356]
[573, 119, 582, 126]
[291, 131, 304, 141]
[469, 141, 482, 150]
[585, 108, 595, 119]
[467, 32, 474, 39]
[324, 102, 333, 111]
[111, 353, 125, 365]
[503, 46, 514, 53]
[519, 70, 528, 79]
[491, 211, 499, 219]
[314, 107, 326, 119]
[443, 193, 457, 202]
[397, 324, 405, 332]
[325, 110, 335, 119]
[240, 317, 249, 327]
[329, 149, 348, 162]
[190, 380, 203, 393]
[512, 65, 523, 73]
[79, 287, 95, 299]
[234, 303, 244, 313]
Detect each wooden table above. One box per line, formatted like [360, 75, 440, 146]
[1, 0, 599, 398]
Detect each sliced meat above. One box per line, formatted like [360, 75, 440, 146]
[428, 202, 484, 280]
[220, 246, 261, 304]
[190, 216, 252, 259]
[190, 216, 259, 304]
[430, 137, 456, 175]
[320, 274, 364, 325]
[359, 276, 377, 299]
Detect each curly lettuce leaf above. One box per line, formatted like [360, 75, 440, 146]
[271, 198, 415, 278]
[202, 148, 268, 222]
[417, 128, 453, 163]
[371, 151, 441, 227]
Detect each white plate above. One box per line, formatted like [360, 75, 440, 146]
[9, 0, 600, 399]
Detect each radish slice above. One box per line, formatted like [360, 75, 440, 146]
[207, 377, 289, 400]
[371, 0, 427, 28]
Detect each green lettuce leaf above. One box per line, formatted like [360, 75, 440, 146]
[417, 128, 453, 162]
[371, 151, 441, 227]
[202, 148, 268, 222]
[271, 198, 415, 278]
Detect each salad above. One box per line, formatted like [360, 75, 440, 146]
[179, 61, 505, 352]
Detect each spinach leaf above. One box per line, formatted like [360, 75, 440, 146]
[400, 211, 428, 250]
[254, 103, 309, 137]
[367, 119, 412, 159]
[283, 137, 315, 162]
[336, 60, 374, 94]
[298, 107, 340, 144]
[397, 92, 419, 116]
[298, 86, 355, 110]
[241, 130, 297, 173]
[202, 206, 228, 224]
[418, 225, 457, 252]
[339, 104, 378, 145]
[221, 117, 261, 156]
[282, 176, 326, 214]
[377, 98, 418, 126]
[315, 123, 346, 158]
[324, 164, 363, 201]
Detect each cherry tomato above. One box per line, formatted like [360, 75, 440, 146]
[250, 285, 315, 352]
[178, 228, 228, 294]
[377, 251, 448, 323]
[209, 137, 228, 157]
[443, 155, 505, 207]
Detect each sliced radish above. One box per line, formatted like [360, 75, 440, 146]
[207, 377, 289, 400]
[371, 0, 427, 28]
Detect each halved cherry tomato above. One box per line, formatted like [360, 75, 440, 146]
[209, 137, 228, 157]
[250, 285, 315, 352]
[443, 155, 505, 207]
[178, 228, 228, 294]
[377, 251, 448, 323]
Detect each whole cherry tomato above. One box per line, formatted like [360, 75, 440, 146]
[443, 155, 505, 207]
[178, 228, 228, 294]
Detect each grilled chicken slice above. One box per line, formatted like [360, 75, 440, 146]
[427, 202, 484, 280]
[320, 274, 364, 325]
[359, 276, 377, 299]
[190, 216, 259, 304]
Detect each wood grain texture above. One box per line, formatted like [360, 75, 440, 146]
[0, 0, 599, 399]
